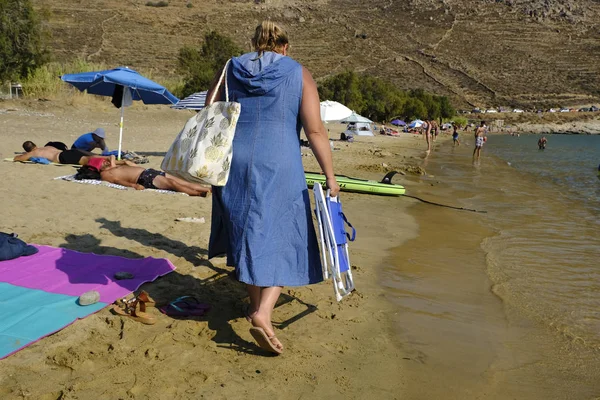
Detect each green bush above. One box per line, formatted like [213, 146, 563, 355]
[177, 31, 242, 98]
[21, 59, 107, 98]
[0, 0, 49, 82]
[318, 71, 456, 122]
[186, 2, 193, 8]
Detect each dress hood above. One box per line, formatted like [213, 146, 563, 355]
[231, 51, 299, 96]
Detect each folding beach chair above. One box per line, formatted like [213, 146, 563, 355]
[313, 184, 356, 301]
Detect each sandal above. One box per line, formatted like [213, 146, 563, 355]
[111, 298, 156, 325]
[136, 290, 156, 308]
[159, 296, 210, 317]
[250, 327, 283, 355]
[116, 290, 156, 309]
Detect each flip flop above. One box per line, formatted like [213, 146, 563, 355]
[110, 300, 156, 325]
[250, 327, 283, 355]
[158, 296, 210, 317]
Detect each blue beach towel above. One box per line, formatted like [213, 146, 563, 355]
[29, 157, 50, 164]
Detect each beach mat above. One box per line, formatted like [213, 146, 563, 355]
[0, 245, 176, 359]
[4, 157, 68, 166]
[54, 174, 187, 195]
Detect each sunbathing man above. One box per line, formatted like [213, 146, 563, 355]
[15, 141, 95, 165]
[77, 157, 210, 197]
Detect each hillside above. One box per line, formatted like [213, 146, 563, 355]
[34, 0, 600, 109]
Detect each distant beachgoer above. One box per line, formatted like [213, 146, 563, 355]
[71, 128, 108, 154]
[15, 141, 95, 165]
[422, 120, 432, 153]
[452, 123, 460, 146]
[538, 136, 547, 150]
[473, 121, 486, 160]
[429, 120, 440, 141]
[76, 156, 210, 196]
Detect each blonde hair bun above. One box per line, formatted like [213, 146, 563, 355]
[252, 20, 289, 54]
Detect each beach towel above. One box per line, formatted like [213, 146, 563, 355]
[54, 174, 187, 195]
[0, 245, 176, 359]
[4, 157, 68, 166]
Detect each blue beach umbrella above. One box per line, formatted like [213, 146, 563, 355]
[61, 67, 179, 159]
[390, 119, 406, 126]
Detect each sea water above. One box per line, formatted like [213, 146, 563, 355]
[462, 134, 600, 349]
[385, 133, 600, 398]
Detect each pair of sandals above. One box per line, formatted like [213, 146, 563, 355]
[111, 292, 210, 324]
[244, 306, 283, 355]
[111, 290, 157, 325]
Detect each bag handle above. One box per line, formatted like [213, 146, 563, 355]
[340, 212, 356, 242]
[208, 59, 231, 104]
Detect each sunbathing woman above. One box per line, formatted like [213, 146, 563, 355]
[76, 156, 210, 197]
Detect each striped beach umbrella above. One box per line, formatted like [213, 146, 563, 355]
[171, 91, 207, 110]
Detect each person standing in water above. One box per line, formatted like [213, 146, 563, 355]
[205, 21, 339, 355]
[538, 136, 547, 150]
[473, 121, 486, 160]
[452, 122, 460, 146]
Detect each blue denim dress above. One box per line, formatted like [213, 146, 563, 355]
[208, 52, 323, 287]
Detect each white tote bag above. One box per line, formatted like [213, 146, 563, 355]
[161, 60, 240, 186]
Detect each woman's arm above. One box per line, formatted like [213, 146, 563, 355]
[299, 67, 340, 196]
[204, 64, 227, 106]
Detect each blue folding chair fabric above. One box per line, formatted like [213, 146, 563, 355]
[313, 184, 356, 301]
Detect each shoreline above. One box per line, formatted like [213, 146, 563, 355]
[386, 139, 600, 399]
[0, 104, 426, 398]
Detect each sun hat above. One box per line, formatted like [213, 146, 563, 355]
[93, 128, 106, 138]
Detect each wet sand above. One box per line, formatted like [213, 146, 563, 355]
[0, 100, 424, 399]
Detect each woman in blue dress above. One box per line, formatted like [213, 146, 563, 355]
[206, 21, 339, 354]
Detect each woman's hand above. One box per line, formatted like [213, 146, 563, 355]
[326, 177, 340, 197]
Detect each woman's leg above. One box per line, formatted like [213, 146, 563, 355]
[248, 285, 284, 351]
[247, 285, 261, 317]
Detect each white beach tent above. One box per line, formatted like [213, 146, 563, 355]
[343, 122, 374, 136]
[320, 100, 353, 122]
[342, 112, 374, 136]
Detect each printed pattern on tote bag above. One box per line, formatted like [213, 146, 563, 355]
[161, 60, 240, 186]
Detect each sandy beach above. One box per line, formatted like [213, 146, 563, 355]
[0, 99, 429, 399]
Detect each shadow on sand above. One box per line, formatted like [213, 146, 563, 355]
[57, 218, 317, 356]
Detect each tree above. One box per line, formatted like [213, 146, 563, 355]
[318, 71, 456, 122]
[177, 31, 242, 97]
[0, 0, 48, 82]
[438, 96, 455, 119]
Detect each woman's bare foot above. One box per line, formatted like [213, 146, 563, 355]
[251, 311, 283, 352]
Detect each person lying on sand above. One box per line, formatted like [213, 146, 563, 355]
[15, 141, 98, 165]
[76, 157, 210, 197]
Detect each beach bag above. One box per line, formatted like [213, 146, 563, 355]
[161, 60, 240, 186]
